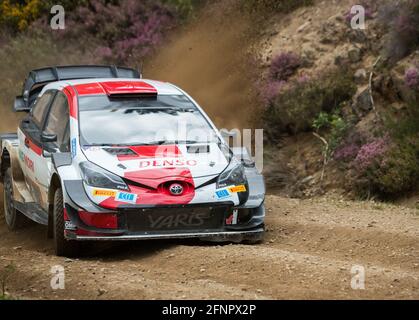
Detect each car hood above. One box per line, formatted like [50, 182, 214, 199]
[81, 143, 229, 188]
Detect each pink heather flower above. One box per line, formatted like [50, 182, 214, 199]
[353, 136, 390, 171]
[269, 52, 302, 81]
[334, 143, 360, 161]
[405, 67, 419, 90]
[95, 46, 113, 59]
[261, 80, 287, 104]
[297, 74, 310, 84]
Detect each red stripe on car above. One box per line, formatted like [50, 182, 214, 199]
[63, 86, 78, 119]
[26, 137, 42, 155]
[73, 83, 106, 96]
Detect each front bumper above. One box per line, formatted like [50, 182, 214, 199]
[63, 180, 265, 242]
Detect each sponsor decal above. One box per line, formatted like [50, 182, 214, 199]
[139, 159, 197, 168]
[92, 189, 117, 197]
[116, 191, 137, 204]
[19, 150, 24, 162]
[215, 189, 231, 199]
[71, 138, 77, 158]
[215, 185, 246, 199]
[24, 154, 34, 172]
[228, 185, 247, 193]
[64, 220, 77, 231]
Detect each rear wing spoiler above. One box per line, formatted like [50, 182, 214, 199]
[14, 65, 141, 112]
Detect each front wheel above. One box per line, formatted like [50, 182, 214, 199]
[3, 168, 28, 230]
[53, 188, 79, 257]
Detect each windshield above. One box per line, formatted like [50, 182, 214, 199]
[78, 95, 219, 146]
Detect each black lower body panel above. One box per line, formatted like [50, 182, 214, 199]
[123, 205, 228, 234]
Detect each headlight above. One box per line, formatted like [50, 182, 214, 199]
[79, 162, 129, 191]
[217, 160, 247, 188]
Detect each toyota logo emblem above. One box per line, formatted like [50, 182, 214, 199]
[169, 183, 184, 196]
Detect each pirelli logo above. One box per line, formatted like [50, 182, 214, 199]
[228, 185, 247, 193]
[92, 189, 117, 197]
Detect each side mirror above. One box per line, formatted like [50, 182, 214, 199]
[41, 133, 57, 143]
[14, 96, 30, 112]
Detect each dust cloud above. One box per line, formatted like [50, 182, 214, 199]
[146, 2, 259, 130]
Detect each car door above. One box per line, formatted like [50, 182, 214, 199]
[36, 92, 70, 210]
[18, 90, 56, 207]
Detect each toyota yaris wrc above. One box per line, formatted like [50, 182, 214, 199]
[0, 65, 265, 257]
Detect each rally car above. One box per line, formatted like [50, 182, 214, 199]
[0, 65, 265, 257]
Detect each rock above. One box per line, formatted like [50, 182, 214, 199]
[98, 288, 107, 296]
[320, 21, 344, 45]
[334, 54, 348, 66]
[354, 68, 367, 84]
[13, 246, 22, 250]
[301, 176, 314, 184]
[348, 30, 368, 44]
[348, 47, 362, 63]
[352, 88, 373, 116]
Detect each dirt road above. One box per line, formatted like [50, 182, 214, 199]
[0, 191, 418, 300]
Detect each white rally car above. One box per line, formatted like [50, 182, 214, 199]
[0, 66, 265, 257]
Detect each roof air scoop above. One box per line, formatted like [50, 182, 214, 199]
[100, 81, 158, 99]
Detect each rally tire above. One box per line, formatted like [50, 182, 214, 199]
[3, 168, 28, 230]
[53, 188, 79, 257]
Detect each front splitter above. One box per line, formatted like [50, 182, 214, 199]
[72, 228, 264, 242]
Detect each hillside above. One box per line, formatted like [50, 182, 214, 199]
[255, 0, 419, 202]
[1, 0, 418, 202]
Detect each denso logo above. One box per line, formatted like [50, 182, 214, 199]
[139, 159, 197, 168]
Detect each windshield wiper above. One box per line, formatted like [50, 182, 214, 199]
[84, 143, 114, 147]
[86, 140, 208, 147]
[141, 140, 201, 145]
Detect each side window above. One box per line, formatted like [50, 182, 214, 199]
[44, 92, 70, 152]
[32, 91, 54, 127]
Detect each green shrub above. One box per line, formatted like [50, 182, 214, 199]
[355, 139, 419, 197]
[313, 111, 350, 154]
[312, 112, 330, 132]
[162, 0, 203, 19]
[263, 70, 356, 139]
[349, 99, 419, 198]
[0, 0, 43, 31]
